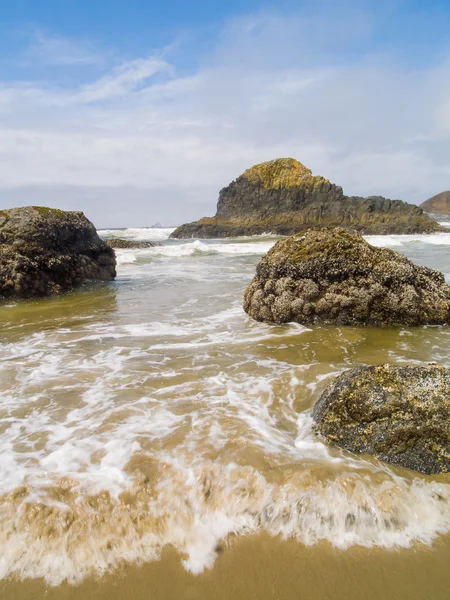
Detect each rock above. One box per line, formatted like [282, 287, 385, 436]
[420, 191, 450, 217]
[243, 227, 450, 326]
[312, 364, 450, 474]
[0, 206, 116, 299]
[171, 158, 443, 238]
[106, 238, 162, 249]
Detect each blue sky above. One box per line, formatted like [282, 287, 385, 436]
[0, 0, 450, 226]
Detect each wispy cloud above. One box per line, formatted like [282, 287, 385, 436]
[74, 57, 171, 103]
[26, 32, 104, 67]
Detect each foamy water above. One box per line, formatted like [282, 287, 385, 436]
[2, 227, 450, 585]
[99, 227, 176, 241]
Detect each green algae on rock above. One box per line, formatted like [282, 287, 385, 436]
[171, 158, 443, 238]
[243, 227, 450, 326]
[0, 206, 116, 299]
[312, 364, 450, 474]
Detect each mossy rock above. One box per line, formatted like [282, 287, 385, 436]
[171, 157, 444, 238]
[0, 206, 116, 299]
[241, 158, 327, 190]
[312, 364, 450, 474]
[243, 227, 450, 326]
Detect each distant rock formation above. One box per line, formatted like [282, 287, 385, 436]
[243, 227, 450, 326]
[312, 364, 450, 474]
[0, 206, 116, 299]
[171, 158, 443, 238]
[106, 238, 162, 249]
[420, 191, 450, 216]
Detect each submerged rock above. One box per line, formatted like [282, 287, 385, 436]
[0, 206, 116, 299]
[312, 364, 450, 474]
[420, 190, 450, 217]
[171, 158, 443, 238]
[106, 238, 162, 249]
[243, 227, 450, 326]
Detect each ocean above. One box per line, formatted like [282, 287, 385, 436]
[2, 226, 450, 599]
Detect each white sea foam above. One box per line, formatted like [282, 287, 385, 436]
[115, 249, 138, 265]
[2, 456, 450, 585]
[99, 227, 176, 241]
[2, 227, 450, 585]
[365, 233, 450, 247]
[114, 240, 275, 266]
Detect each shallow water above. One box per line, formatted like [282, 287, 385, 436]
[1, 227, 450, 597]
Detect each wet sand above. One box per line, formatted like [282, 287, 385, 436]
[2, 533, 450, 600]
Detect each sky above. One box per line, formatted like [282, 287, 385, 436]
[0, 0, 450, 227]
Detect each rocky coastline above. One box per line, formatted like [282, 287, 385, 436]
[2, 203, 450, 477]
[171, 158, 443, 238]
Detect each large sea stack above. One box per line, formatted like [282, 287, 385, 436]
[312, 364, 450, 475]
[420, 191, 450, 217]
[243, 227, 450, 327]
[0, 206, 116, 299]
[171, 158, 442, 238]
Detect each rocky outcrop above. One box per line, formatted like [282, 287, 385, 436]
[243, 227, 450, 326]
[312, 364, 450, 474]
[0, 206, 116, 299]
[420, 191, 450, 217]
[171, 158, 443, 238]
[106, 238, 162, 249]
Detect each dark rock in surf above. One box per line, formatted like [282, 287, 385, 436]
[171, 158, 443, 238]
[106, 238, 162, 249]
[312, 364, 450, 474]
[0, 206, 116, 299]
[243, 227, 450, 326]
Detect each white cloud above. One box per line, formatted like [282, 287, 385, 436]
[1, 10, 450, 226]
[72, 57, 171, 103]
[26, 32, 103, 66]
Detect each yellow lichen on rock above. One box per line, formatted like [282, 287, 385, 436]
[241, 158, 326, 189]
[170, 157, 445, 238]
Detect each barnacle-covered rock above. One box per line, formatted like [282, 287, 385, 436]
[312, 364, 450, 474]
[243, 227, 450, 326]
[0, 206, 116, 299]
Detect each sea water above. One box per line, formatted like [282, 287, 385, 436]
[1, 227, 450, 591]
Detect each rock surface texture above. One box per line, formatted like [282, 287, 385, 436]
[0, 206, 116, 299]
[420, 191, 450, 217]
[106, 238, 162, 249]
[171, 158, 442, 238]
[243, 228, 450, 326]
[312, 364, 450, 474]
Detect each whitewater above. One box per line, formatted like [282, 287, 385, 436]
[1, 226, 450, 586]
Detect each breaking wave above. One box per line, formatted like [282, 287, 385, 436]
[2, 226, 450, 585]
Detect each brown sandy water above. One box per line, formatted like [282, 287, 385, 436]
[1, 229, 450, 598]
